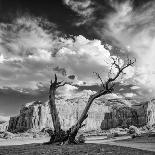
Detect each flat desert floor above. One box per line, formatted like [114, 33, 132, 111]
[0, 136, 154, 155]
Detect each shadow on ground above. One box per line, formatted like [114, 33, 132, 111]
[0, 143, 154, 155]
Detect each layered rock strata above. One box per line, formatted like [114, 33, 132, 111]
[101, 99, 155, 130]
[8, 95, 109, 133]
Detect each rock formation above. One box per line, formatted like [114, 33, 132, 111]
[101, 106, 138, 130]
[147, 99, 155, 127]
[8, 101, 53, 133]
[0, 122, 9, 132]
[8, 92, 109, 133]
[7, 91, 155, 132]
[101, 99, 155, 130]
[0, 115, 9, 132]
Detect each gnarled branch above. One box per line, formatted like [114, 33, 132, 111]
[49, 74, 68, 90]
[95, 57, 136, 94]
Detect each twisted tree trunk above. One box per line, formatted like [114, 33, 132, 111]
[49, 89, 61, 131]
[67, 90, 110, 144]
[47, 75, 68, 143]
[48, 90, 62, 142]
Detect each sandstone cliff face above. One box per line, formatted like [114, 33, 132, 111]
[8, 93, 109, 133]
[8, 101, 53, 132]
[101, 106, 140, 130]
[0, 122, 9, 132]
[147, 99, 155, 127]
[101, 99, 155, 130]
[8, 91, 155, 133]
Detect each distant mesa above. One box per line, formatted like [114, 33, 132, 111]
[7, 94, 108, 133]
[0, 94, 155, 133]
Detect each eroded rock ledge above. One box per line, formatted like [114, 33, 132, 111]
[101, 99, 155, 130]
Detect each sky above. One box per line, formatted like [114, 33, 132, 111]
[0, 0, 155, 116]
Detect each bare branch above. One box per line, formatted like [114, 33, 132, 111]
[56, 82, 68, 88]
[108, 64, 113, 79]
[111, 57, 121, 72]
[95, 57, 136, 94]
[57, 80, 64, 85]
[54, 74, 57, 84]
[49, 74, 69, 91]
[93, 72, 105, 88]
[108, 57, 135, 83]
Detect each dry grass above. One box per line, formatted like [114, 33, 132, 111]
[0, 143, 154, 155]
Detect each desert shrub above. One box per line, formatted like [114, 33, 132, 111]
[77, 134, 85, 143]
[113, 132, 119, 137]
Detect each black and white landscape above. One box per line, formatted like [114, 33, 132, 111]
[0, 0, 155, 154]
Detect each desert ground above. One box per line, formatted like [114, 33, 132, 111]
[0, 136, 154, 155]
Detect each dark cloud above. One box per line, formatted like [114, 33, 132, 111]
[0, 87, 49, 116]
[68, 75, 75, 80]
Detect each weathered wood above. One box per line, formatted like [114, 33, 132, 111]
[48, 75, 62, 134]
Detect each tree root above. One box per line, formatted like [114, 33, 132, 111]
[44, 128, 85, 145]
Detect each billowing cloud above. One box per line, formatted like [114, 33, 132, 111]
[0, 16, 57, 61]
[57, 84, 78, 97]
[0, 16, 58, 89]
[96, 0, 155, 91]
[54, 35, 135, 85]
[0, 15, 134, 91]
[124, 93, 136, 98]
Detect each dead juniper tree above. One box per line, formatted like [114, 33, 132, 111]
[48, 74, 68, 143]
[48, 57, 135, 144]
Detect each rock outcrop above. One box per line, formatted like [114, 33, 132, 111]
[147, 99, 155, 127]
[101, 99, 155, 130]
[0, 131, 14, 139]
[0, 116, 9, 132]
[8, 101, 53, 133]
[8, 93, 109, 133]
[101, 106, 138, 130]
[7, 91, 155, 132]
[0, 122, 9, 132]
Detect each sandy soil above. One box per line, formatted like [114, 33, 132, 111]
[0, 135, 154, 152]
[0, 142, 154, 155]
[86, 136, 155, 152]
[0, 137, 50, 146]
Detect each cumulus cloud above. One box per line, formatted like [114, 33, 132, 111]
[0, 14, 134, 91]
[124, 93, 136, 98]
[54, 35, 135, 85]
[57, 84, 78, 97]
[97, 0, 155, 91]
